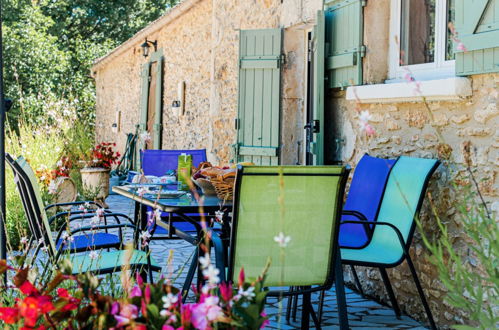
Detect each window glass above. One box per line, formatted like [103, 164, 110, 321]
[400, 0, 436, 65]
[446, 0, 456, 60]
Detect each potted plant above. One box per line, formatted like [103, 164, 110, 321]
[80, 142, 120, 202]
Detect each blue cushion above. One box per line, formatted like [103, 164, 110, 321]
[339, 154, 397, 248]
[141, 149, 207, 177]
[57, 233, 121, 251]
[153, 221, 198, 235]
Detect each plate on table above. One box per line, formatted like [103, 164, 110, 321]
[144, 190, 187, 199]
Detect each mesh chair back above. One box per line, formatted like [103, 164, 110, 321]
[230, 166, 348, 288]
[372, 156, 439, 258]
[141, 149, 207, 176]
[7, 155, 57, 255]
[340, 154, 397, 248]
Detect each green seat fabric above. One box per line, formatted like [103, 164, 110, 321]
[341, 156, 439, 266]
[69, 250, 160, 274]
[232, 166, 346, 287]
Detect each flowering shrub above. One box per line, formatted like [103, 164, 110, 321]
[82, 142, 121, 169]
[0, 261, 269, 329]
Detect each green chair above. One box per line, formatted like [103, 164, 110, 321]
[6, 154, 161, 280]
[341, 156, 439, 330]
[213, 165, 350, 329]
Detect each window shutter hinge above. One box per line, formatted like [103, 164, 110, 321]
[360, 45, 366, 57]
[280, 53, 286, 66]
[361, 0, 367, 6]
[235, 118, 240, 130]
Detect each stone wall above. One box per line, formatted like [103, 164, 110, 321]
[331, 72, 498, 326]
[92, 0, 498, 327]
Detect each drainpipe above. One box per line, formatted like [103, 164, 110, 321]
[0, 0, 7, 280]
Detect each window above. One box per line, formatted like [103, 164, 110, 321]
[389, 0, 455, 81]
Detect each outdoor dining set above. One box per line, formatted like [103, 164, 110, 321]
[6, 149, 440, 330]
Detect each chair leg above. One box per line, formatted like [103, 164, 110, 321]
[292, 287, 299, 322]
[334, 252, 349, 330]
[350, 265, 365, 297]
[379, 267, 401, 319]
[317, 289, 325, 324]
[286, 286, 294, 322]
[406, 255, 437, 330]
[300, 292, 311, 330]
[182, 249, 198, 303]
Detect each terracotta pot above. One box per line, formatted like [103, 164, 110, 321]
[80, 167, 110, 200]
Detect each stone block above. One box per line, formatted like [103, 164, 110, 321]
[450, 114, 471, 124]
[386, 119, 401, 131]
[474, 102, 498, 124]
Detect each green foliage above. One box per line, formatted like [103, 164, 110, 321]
[420, 180, 498, 329]
[2, 0, 179, 127]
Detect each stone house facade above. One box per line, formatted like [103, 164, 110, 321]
[92, 0, 498, 327]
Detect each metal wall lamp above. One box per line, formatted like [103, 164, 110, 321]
[141, 38, 157, 58]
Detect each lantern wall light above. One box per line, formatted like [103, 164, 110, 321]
[141, 38, 157, 58]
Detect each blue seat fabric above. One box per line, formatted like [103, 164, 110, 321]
[56, 233, 120, 251]
[339, 154, 396, 248]
[141, 149, 208, 236]
[141, 149, 207, 177]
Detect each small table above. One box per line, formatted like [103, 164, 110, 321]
[112, 185, 231, 296]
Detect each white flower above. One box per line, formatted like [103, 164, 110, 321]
[202, 265, 220, 285]
[199, 255, 211, 269]
[61, 232, 75, 243]
[92, 159, 99, 163]
[204, 295, 219, 306]
[358, 110, 372, 124]
[95, 208, 106, 217]
[56, 160, 63, 167]
[137, 187, 148, 197]
[235, 286, 255, 300]
[274, 232, 291, 248]
[89, 250, 99, 260]
[140, 231, 151, 246]
[40, 175, 46, 181]
[153, 208, 162, 221]
[48, 180, 58, 195]
[215, 210, 224, 223]
[140, 131, 152, 143]
[161, 293, 178, 310]
[90, 215, 100, 226]
[20, 237, 28, 245]
[41, 246, 49, 252]
[84, 202, 91, 209]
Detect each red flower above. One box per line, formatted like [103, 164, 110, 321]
[57, 288, 69, 298]
[238, 268, 245, 288]
[0, 307, 20, 324]
[19, 281, 39, 296]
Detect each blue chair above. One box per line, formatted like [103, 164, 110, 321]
[340, 154, 397, 248]
[140, 149, 208, 239]
[294, 154, 397, 323]
[341, 156, 439, 329]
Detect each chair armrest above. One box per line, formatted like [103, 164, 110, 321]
[340, 220, 407, 251]
[45, 200, 103, 211]
[49, 209, 114, 225]
[341, 210, 368, 221]
[70, 223, 138, 235]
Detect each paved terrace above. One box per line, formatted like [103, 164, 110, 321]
[107, 194, 428, 329]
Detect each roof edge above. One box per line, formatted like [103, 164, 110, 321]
[91, 0, 203, 72]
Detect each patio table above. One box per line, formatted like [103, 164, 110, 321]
[112, 185, 232, 294]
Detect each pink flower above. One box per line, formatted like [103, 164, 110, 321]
[130, 285, 142, 298]
[219, 282, 233, 302]
[144, 285, 151, 304]
[114, 303, 138, 327]
[364, 123, 376, 136]
[457, 42, 467, 52]
[261, 311, 270, 328]
[238, 268, 245, 288]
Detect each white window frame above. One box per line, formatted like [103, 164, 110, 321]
[388, 0, 455, 82]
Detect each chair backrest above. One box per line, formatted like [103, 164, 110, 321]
[6, 154, 57, 256]
[229, 166, 348, 288]
[339, 154, 397, 248]
[372, 156, 439, 261]
[141, 149, 207, 176]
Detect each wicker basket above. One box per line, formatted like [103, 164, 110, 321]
[211, 175, 235, 201]
[192, 177, 217, 196]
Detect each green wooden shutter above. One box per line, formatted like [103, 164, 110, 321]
[139, 63, 151, 133]
[150, 52, 164, 149]
[312, 11, 326, 165]
[455, 0, 499, 75]
[324, 0, 365, 89]
[236, 29, 282, 165]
